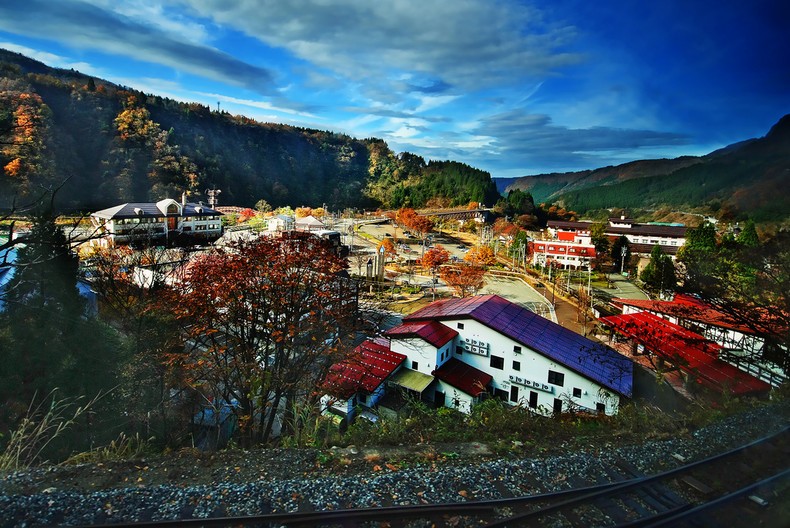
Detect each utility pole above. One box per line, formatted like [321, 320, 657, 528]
[620, 245, 627, 275]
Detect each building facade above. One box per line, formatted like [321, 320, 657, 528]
[323, 295, 633, 418]
[90, 197, 222, 247]
[529, 240, 596, 269]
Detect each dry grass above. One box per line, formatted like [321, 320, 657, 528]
[0, 390, 102, 471]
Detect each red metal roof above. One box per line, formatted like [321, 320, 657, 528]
[385, 320, 458, 348]
[432, 358, 492, 397]
[323, 340, 406, 399]
[615, 294, 755, 334]
[599, 311, 771, 396]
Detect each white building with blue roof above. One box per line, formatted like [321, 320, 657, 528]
[386, 294, 633, 415]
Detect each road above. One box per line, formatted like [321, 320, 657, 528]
[478, 274, 556, 323]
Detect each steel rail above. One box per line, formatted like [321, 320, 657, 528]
[79, 426, 789, 528]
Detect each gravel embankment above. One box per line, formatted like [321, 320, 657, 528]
[1, 403, 788, 527]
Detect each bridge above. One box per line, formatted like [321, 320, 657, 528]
[418, 208, 492, 222]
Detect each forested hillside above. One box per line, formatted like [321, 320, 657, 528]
[502, 115, 790, 222]
[0, 49, 498, 212]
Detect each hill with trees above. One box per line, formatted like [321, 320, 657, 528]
[0, 49, 498, 213]
[501, 116, 790, 224]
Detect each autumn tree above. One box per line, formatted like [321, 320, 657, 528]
[465, 245, 497, 266]
[679, 227, 790, 371]
[421, 245, 450, 272]
[237, 207, 257, 223]
[295, 206, 312, 218]
[164, 234, 358, 445]
[439, 264, 486, 298]
[88, 244, 191, 443]
[254, 199, 272, 213]
[377, 237, 397, 259]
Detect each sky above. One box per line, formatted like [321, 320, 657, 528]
[0, 0, 788, 179]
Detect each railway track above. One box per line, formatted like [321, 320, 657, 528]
[83, 426, 790, 528]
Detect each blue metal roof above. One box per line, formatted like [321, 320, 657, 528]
[405, 294, 633, 397]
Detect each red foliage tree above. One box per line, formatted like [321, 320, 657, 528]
[163, 234, 358, 445]
[421, 245, 450, 271]
[439, 264, 486, 298]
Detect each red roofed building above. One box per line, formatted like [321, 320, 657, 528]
[599, 311, 771, 397]
[321, 340, 406, 421]
[529, 240, 596, 270]
[432, 358, 493, 412]
[615, 295, 786, 387]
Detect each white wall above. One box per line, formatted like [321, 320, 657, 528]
[446, 318, 620, 415]
[432, 380, 475, 414]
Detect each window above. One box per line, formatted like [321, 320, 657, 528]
[510, 386, 519, 403]
[457, 323, 464, 329]
[553, 398, 563, 414]
[490, 355, 504, 370]
[573, 387, 582, 398]
[529, 391, 538, 409]
[596, 402, 606, 413]
[513, 361, 521, 371]
[548, 370, 565, 386]
[411, 361, 418, 370]
[456, 346, 463, 355]
[513, 345, 522, 354]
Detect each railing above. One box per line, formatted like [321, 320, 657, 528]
[718, 349, 787, 387]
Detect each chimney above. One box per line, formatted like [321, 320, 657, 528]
[620, 214, 625, 220]
[181, 192, 187, 206]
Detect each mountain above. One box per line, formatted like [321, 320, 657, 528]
[0, 49, 498, 213]
[498, 116, 790, 223]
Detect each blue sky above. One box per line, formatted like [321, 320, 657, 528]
[0, 0, 787, 179]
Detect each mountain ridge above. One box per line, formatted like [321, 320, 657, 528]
[497, 117, 790, 222]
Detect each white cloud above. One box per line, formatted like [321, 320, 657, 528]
[176, 0, 581, 93]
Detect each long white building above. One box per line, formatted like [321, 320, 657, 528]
[323, 295, 633, 418]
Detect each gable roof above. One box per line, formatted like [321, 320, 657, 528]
[616, 295, 753, 334]
[432, 358, 492, 397]
[385, 320, 458, 348]
[406, 294, 633, 397]
[323, 340, 406, 400]
[92, 201, 221, 219]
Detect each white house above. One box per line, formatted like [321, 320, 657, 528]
[90, 195, 222, 247]
[383, 295, 633, 415]
[267, 214, 295, 232]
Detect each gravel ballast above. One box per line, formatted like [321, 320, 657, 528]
[1, 403, 788, 527]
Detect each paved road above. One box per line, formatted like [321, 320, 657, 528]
[478, 275, 556, 323]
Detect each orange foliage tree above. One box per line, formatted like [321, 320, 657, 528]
[237, 208, 257, 223]
[421, 245, 450, 272]
[377, 237, 397, 259]
[163, 234, 358, 445]
[439, 264, 486, 298]
[464, 245, 497, 266]
[295, 207, 312, 218]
